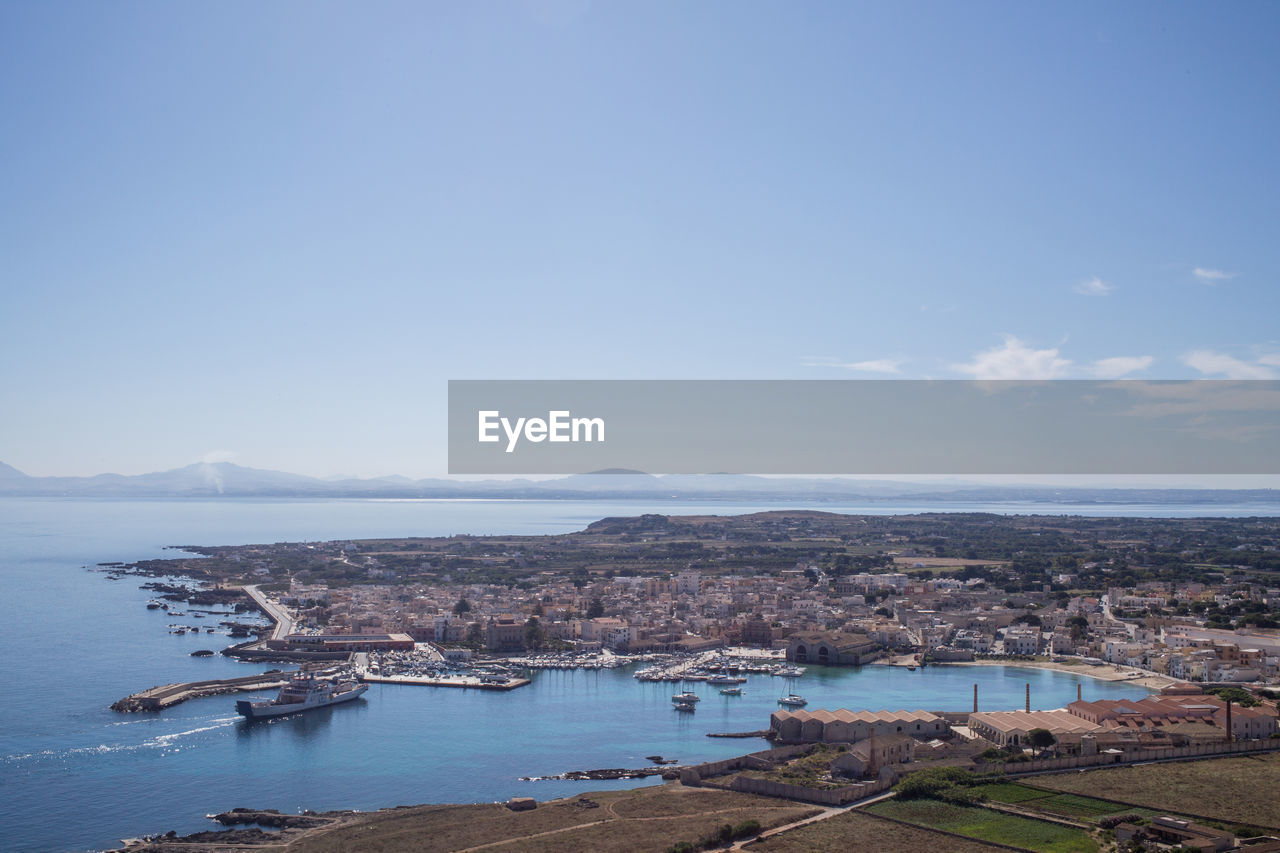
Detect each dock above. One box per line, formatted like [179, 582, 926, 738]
[357, 672, 530, 691]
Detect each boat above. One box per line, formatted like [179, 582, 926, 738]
[778, 694, 807, 707]
[907, 665, 916, 671]
[236, 672, 368, 719]
[671, 691, 700, 704]
[672, 699, 696, 712]
[776, 666, 805, 678]
[706, 674, 746, 685]
[719, 687, 744, 696]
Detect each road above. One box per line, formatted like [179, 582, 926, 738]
[242, 584, 295, 641]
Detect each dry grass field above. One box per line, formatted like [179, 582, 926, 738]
[747, 809, 1008, 852]
[1031, 752, 1280, 829]
[273, 785, 819, 853]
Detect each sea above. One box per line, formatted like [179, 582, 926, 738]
[2, 496, 1278, 852]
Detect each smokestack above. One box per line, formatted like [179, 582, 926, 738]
[1077, 683, 1082, 702]
[973, 683, 978, 713]
[1026, 683, 1031, 713]
[1227, 699, 1233, 743]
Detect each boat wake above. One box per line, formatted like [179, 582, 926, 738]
[2, 716, 241, 765]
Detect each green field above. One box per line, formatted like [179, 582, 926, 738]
[969, 782, 1055, 804]
[970, 782, 1150, 819]
[867, 799, 1098, 853]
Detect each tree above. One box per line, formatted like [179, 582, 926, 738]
[1027, 728, 1057, 754]
[524, 617, 544, 651]
[453, 598, 471, 615]
[1212, 687, 1258, 707]
[586, 598, 605, 619]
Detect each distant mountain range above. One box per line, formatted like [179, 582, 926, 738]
[0, 461, 1276, 504]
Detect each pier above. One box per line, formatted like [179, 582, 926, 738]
[111, 672, 293, 712]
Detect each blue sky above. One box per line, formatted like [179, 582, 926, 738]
[2, 1, 1278, 478]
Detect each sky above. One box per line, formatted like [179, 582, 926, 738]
[1, 1, 1278, 479]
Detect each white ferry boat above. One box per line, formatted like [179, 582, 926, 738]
[236, 672, 367, 719]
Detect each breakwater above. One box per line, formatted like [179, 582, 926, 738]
[111, 672, 294, 712]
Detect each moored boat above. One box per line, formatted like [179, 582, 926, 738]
[778, 694, 807, 707]
[236, 672, 367, 719]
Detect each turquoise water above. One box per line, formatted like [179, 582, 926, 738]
[0, 497, 1269, 852]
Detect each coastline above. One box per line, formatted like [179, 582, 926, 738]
[879, 654, 1178, 692]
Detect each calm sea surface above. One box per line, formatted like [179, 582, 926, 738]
[2, 497, 1276, 852]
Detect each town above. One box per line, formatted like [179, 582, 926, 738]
[130, 511, 1280, 687]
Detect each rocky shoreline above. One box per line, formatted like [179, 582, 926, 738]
[112, 809, 351, 852]
[521, 765, 683, 781]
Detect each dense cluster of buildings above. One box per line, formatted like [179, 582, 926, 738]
[265, 560, 1280, 689]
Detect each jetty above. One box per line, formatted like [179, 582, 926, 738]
[111, 671, 293, 712]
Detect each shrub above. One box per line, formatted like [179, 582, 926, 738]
[894, 767, 981, 801]
[1097, 814, 1144, 829]
[732, 820, 762, 840]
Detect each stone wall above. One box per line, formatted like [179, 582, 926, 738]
[727, 775, 892, 806]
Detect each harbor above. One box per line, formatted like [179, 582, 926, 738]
[1, 496, 1176, 853]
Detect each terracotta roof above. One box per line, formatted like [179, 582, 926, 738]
[970, 709, 1102, 735]
[774, 708, 941, 724]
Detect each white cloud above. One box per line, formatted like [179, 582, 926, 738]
[1258, 353, 1280, 367]
[838, 359, 903, 374]
[1089, 356, 1154, 378]
[1192, 267, 1235, 284]
[1073, 276, 1113, 296]
[951, 336, 1073, 379]
[1181, 350, 1277, 379]
[803, 357, 902, 374]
